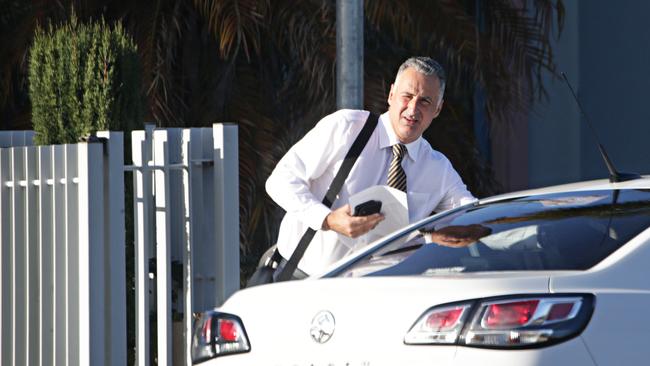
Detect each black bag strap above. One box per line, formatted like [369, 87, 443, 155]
[276, 112, 380, 281]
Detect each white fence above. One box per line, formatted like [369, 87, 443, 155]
[0, 124, 240, 366]
[0, 133, 126, 365]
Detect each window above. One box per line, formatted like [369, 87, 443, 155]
[333, 190, 650, 278]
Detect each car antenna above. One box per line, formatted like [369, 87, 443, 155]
[561, 72, 641, 183]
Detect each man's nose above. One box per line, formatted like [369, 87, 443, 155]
[407, 97, 419, 112]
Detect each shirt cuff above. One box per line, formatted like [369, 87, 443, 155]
[303, 203, 332, 231]
[459, 196, 478, 206]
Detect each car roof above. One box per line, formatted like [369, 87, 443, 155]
[480, 175, 650, 204]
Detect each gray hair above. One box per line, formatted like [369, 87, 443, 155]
[395, 57, 446, 97]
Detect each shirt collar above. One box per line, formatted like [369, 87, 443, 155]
[378, 112, 423, 162]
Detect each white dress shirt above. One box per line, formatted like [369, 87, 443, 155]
[266, 109, 476, 275]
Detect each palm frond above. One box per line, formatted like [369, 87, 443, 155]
[267, 0, 337, 106]
[193, 0, 268, 60]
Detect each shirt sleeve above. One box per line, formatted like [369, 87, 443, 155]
[435, 158, 477, 212]
[265, 111, 357, 230]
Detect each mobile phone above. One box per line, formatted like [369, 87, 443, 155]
[353, 200, 382, 216]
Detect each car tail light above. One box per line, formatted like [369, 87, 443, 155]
[219, 319, 239, 342]
[191, 311, 250, 363]
[482, 300, 539, 328]
[404, 304, 472, 344]
[405, 294, 594, 349]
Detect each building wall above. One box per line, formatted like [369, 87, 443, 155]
[578, 1, 650, 179]
[528, 1, 650, 187]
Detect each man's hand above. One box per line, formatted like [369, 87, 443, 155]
[425, 224, 492, 248]
[322, 204, 385, 238]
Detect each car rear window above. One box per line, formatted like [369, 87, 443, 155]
[335, 189, 650, 277]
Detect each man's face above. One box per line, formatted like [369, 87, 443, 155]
[387, 67, 444, 144]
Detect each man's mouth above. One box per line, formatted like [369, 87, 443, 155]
[402, 115, 418, 125]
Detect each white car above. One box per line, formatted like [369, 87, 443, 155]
[192, 177, 650, 365]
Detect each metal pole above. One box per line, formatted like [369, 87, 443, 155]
[336, 0, 364, 109]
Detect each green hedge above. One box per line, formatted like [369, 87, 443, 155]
[29, 14, 143, 144]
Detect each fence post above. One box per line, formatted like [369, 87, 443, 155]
[153, 130, 173, 366]
[132, 128, 153, 366]
[26, 146, 39, 365]
[52, 145, 67, 365]
[181, 129, 195, 366]
[38, 145, 54, 366]
[185, 128, 216, 314]
[77, 142, 106, 365]
[0, 147, 8, 366]
[97, 131, 126, 365]
[212, 124, 240, 305]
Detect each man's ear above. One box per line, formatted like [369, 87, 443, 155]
[387, 84, 395, 106]
[432, 98, 444, 118]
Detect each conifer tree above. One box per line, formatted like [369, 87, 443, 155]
[29, 13, 142, 144]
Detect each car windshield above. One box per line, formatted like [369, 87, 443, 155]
[332, 189, 650, 278]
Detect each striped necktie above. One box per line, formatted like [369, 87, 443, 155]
[387, 143, 407, 192]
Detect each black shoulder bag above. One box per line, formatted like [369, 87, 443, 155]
[247, 112, 379, 286]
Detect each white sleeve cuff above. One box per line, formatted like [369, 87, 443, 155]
[303, 203, 332, 231]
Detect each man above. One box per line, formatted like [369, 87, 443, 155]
[266, 56, 476, 278]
